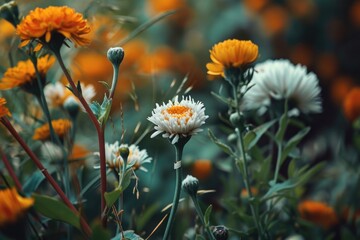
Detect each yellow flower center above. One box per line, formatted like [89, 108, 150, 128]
[166, 105, 191, 117]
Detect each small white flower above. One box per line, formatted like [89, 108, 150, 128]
[44, 82, 95, 110]
[147, 96, 208, 144]
[94, 142, 152, 172]
[242, 59, 322, 115]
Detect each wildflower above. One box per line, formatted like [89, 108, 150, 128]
[33, 119, 72, 141]
[0, 55, 55, 92]
[182, 175, 199, 196]
[298, 200, 338, 229]
[190, 159, 212, 180]
[44, 82, 95, 108]
[148, 96, 208, 144]
[16, 6, 91, 49]
[343, 87, 360, 122]
[243, 59, 322, 115]
[95, 142, 152, 172]
[0, 188, 34, 226]
[0, 98, 11, 118]
[68, 144, 89, 174]
[206, 39, 258, 77]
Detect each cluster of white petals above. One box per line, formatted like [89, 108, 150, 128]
[94, 141, 152, 172]
[242, 59, 322, 115]
[148, 96, 208, 144]
[44, 82, 95, 110]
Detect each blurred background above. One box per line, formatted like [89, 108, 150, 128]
[1, 0, 360, 239]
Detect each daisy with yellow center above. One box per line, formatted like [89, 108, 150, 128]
[206, 39, 259, 77]
[0, 188, 34, 226]
[33, 119, 72, 141]
[148, 96, 208, 144]
[298, 200, 338, 229]
[0, 55, 55, 91]
[16, 6, 91, 49]
[0, 98, 11, 118]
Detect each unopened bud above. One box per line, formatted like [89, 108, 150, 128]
[119, 146, 130, 161]
[182, 175, 199, 196]
[211, 225, 229, 240]
[107, 47, 124, 67]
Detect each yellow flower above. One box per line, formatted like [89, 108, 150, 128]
[16, 6, 91, 48]
[298, 200, 338, 229]
[0, 19, 16, 43]
[206, 39, 258, 77]
[0, 55, 55, 91]
[33, 119, 72, 141]
[0, 98, 11, 118]
[0, 188, 34, 226]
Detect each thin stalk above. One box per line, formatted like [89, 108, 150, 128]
[190, 195, 216, 240]
[1, 151, 22, 191]
[109, 64, 119, 100]
[273, 143, 283, 184]
[163, 144, 183, 240]
[0, 117, 92, 237]
[53, 50, 107, 226]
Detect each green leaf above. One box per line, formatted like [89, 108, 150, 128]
[120, 169, 133, 192]
[281, 127, 310, 163]
[244, 119, 277, 150]
[32, 194, 80, 230]
[90, 222, 111, 240]
[104, 188, 122, 208]
[262, 179, 298, 201]
[208, 129, 236, 158]
[210, 91, 235, 107]
[275, 113, 288, 142]
[204, 204, 213, 226]
[23, 169, 55, 195]
[98, 81, 110, 90]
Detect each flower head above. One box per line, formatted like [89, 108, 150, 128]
[191, 159, 212, 180]
[298, 200, 338, 229]
[148, 96, 208, 144]
[182, 175, 199, 196]
[44, 81, 95, 109]
[206, 39, 258, 77]
[33, 119, 72, 141]
[0, 55, 55, 92]
[16, 6, 91, 49]
[95, 142, 152, 172]
[0, 188, 34, 226]
[0, 98, 11, 118]
[343, 87, 360, 122]
[243, 59, 322, 115]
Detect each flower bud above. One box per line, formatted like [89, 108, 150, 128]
[229, 112, 243, 127]
[119, 146, 130, 161]
[0, 1, 19, 27]
[107, 47, 124, 67]
[63, 96, 80, 118]
[211, 225, 229, 240]
[182, 175, 199, 196]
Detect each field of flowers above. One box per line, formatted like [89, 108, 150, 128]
[0, 0, 359, 239]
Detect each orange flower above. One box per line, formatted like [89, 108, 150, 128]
[343, 87, 360, 122]
[0, 98, 11, 118]
[261, 5, 289, 35]
[0, 55, 55, 91]
[190, 159, 213, 180]
[0, 19, 16, 43]
[330, 76, 354, 105]
[240, 187, 259, 198]
[68, 144, 89, 174]
[0, 188, 34, 226]
[33, 119, 72, 141]
[17, 6, 91, 48]
[206, 39, 258, 77]
[298, 200, 338, 229]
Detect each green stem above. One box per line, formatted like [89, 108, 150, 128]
[236, 128, 265, 239]
[190, 195, 216, 240]
[163, 144, 184, 240]
[273, 142, 283, 184]
[1, 150, 22, 191]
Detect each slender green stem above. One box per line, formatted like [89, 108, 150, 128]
[53, 50, 107, 226]
[109, 64, 119, 100]
[190, 195, 216, 240]
[163, 144, 184, 240]
[273, 143, 283, 184]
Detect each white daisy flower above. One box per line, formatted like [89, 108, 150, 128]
[94, 142, 152, 172]
[242, 59, 322, 115]
[148, 96, 208, 144]
[44, 82, 95, 110]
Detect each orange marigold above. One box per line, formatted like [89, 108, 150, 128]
[16, 6, 91, 48]
[190, 159, 213, 180]
[33, 119, 72, 141]
[0, 98, 11, 118]
[206, 39, 258, 77]
[298, 200, 338, 229]
[0, 188, 34, 226]
[0, 55, 55, 91]
[343, 87, 360, 122]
